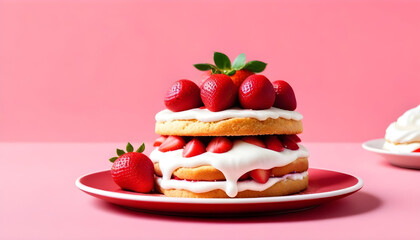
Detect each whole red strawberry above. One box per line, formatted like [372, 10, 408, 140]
[230, 69, 254, 88]
[200, 74, 237, 112]
[109, 143, 154, 193]
[239, 75, 275, 110]
[164, 79, 203, 112]
[272, 80, 297, 111]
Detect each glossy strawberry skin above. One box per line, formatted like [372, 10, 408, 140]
[288, 134, 301, 143]
[265, 135, 284, 152]
[413, 148, 420, 152]
[153, 136, 167, 147]
[158, 136, 185, 152]
[200, 74, 237, 112]
[238, 172, 251, 181]
[281, 135, 300, 150]
[111, 152, 154, 193]
[164, 79, 203, 112]
[239, 75, 275, 110]
[250, 169, 272, 184]
[207, 137, 233, 153]
[272, 80, 297, 111]
[183, 138, 206, 158]
[230, 69, 254, 88]
[242, 136, 266, 148]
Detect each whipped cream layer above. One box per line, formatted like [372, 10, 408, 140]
[156, 171, 308, 195]
[385, 105, 420, 144]
[150, 140, 309, 197]
[383, 141, 420, 153]
[155, 107, 303, 122]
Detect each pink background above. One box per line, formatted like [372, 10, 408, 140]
[1, 0, 419, 142]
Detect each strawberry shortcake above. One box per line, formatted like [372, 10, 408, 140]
[383, 105, 420, 153]
[150, 52, 309, 198]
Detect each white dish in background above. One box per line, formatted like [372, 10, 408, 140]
[362, 139, 420, 169]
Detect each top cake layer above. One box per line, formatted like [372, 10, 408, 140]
[155, 107, 303, 136]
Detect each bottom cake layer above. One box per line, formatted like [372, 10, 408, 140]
[155, 174, 308, 198]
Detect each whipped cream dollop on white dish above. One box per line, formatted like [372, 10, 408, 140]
[384, 105, 420, 152]
[150, 140, 309, 197]
[155, 107, 303, 122]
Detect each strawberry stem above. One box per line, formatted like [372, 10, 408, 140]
[193, 52, 267, 75]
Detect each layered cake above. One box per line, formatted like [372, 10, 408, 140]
[149, 52, 310, 198]
[383, 105, 420, 153]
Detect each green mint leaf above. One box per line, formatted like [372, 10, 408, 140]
[109, 157, 118, 163]
[116, 149, 125, 156]
[232, 53, 246, 70]
[126, 142, 134, 152]
[213, 52, 231, 70]
[243, 61, 267, 73]
[193, 63, 213, 71]
[211, 68, 221, 74]
[226, 70, 236, 76]
[136, 143, 145, 153]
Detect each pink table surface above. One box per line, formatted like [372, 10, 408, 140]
[0, 142, 419, 240]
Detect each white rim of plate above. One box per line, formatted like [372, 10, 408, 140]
[362, 138, 420, 157]
[75, 168, 363, 204]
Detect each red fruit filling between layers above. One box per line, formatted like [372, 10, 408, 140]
[154, 135, 303, 184]
[154, 134, 301, 154]
[168, 170, 301, 183]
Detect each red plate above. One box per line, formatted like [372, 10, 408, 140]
[76, 168, 363, 216]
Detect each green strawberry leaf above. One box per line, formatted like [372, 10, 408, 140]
[126, 142, 134, 152]
[214, 52, 231, 70]
[232, 53, 246, 70]
[226, 70, 236, 76]
[136, 143, 145, 153]
[116, 149, 125, 156]
[211, 68, 222, 74]
[193, 63, 214, 71]
[109, 157, 118, 163]
[244, 61, 267, 73]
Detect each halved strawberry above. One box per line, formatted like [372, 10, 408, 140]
[413, 148, 420, 153]
[265, 135, 284, 152]
[288, 134, 301, 143]
[153, 136, 167, 147]
[158, 136, 185, 152]
[242, 136, 266, 148]
[207, 137, 233, 153]
[250, 169, 272, 184]
[238, 172, 251, 181]
[281, 135, 299, 150]
[183, 138, 206, 158]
